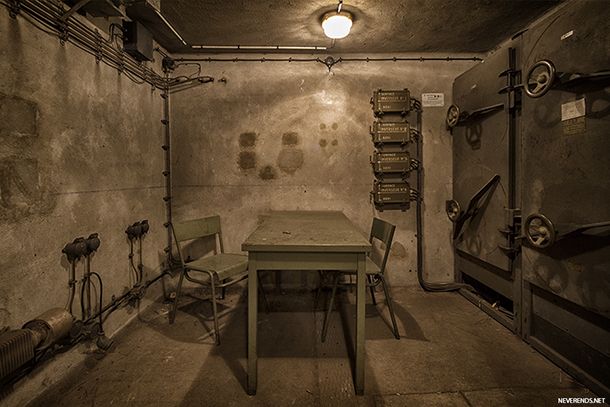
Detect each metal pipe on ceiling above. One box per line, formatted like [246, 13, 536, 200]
[191, 45, 329, 51]
[175, 56, 483, 63]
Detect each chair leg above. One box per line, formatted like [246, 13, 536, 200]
[258, 272, 271, 313]
[321, 273, 340, 343]
[314, 270, 323, 308]
[220, 280, 226, 300]
[367, 275, 377, 305]
[209, 274, 221, 345]
[169, 267, 186, 324]
[379, 274, 400, 339]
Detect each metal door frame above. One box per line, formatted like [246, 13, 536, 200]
[454, 45, 523, 335]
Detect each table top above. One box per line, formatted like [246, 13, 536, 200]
[242, 211, 371, 253]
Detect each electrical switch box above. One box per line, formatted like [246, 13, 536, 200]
[371, 121, 412, 146]
[124, 21, 153, 62]
[371, 89, 411, 115]
[371, 151, 416, 179]
[371, 181, 415, 211]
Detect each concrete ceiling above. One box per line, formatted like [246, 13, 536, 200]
[160, 0, 562, 53]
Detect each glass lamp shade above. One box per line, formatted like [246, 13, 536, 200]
[322, 12, 353, 39]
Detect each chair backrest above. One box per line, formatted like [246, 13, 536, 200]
[173, 216, 221, 241]
[171, 216, 223, 264]
[369, 218, 396, 274]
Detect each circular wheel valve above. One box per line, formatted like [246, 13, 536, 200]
[525, 213, 556, 249]
[446, 199, 461, 222]
[524, 60, 556, 98]
[446, 104, 460, 128]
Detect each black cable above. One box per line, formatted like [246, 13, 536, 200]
[90, 272, 104, 332]
[174, 62, 202, 79]
[79, 276, 86, 319]
[128, 239, 140, 284]
[414, 106, 472, 292]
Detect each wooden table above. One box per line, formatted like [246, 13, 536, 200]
[242, 211, 371, 395]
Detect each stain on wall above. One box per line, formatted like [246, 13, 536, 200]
[277, 148, 304, 174]
[238, 151, 256, 170]
[171, 55, 478, 285]
[259, 165, 277, 180]
[282, 132, 299, 146]
[239, 132, 257, 147]
[391, 242, 408, 258]
[277, 132, 304, 175]
[0, 157, 55, 221]
[0, 93, 38, 137]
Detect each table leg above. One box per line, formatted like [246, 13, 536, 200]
[355, 252, 366, 395]
[247, 253, 258, 395]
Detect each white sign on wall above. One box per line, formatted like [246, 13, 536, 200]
[561, 98, 586, 121]
[421, 93, 445, 107]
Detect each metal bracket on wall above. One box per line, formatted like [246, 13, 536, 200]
[320, 56, 341, 71]
[59, 0, 93, 22]
[8, 0, 20, 17]
[94, 29, 103, 63]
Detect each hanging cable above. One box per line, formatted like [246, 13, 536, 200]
[90, 272, 104, 332]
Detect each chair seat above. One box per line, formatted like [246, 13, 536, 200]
[341, 257, 381, 275]
[186, 253, 248, 281]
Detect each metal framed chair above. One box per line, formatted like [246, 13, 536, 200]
[321, 218, 400, 341]
[169, 215, 266, 345]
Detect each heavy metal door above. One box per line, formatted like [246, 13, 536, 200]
[520, 1, 610, 396]
[450, 44, 521, 332]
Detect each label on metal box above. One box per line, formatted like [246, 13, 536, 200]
[372, 89, 411, 114]
[372, 152, 412, 175]
[371, 121, 411, 145]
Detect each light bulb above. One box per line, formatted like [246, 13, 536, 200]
[322, 12, 353, 39]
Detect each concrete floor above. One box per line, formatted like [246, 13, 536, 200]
[29, 283, 595, 406]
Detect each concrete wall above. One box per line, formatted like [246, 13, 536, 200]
[0, 4, 165, 366]
[170, 55, 478, 286]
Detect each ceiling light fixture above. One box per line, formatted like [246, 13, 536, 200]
[322, 1, 353, 39]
